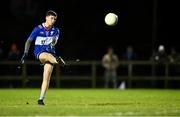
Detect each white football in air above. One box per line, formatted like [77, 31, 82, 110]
[104, 13, 118, 26]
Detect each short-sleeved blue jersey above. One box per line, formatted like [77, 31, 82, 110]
[28, 23, 60, 59]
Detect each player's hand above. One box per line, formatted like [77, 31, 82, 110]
[21, 53, 28, 64]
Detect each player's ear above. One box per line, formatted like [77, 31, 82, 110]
[45, 15, 49, 21]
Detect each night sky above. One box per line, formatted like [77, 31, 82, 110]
[0, 0, 180, 61]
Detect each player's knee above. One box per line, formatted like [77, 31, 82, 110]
[39, 52, 58, 64]
[44, 61, 54, 66]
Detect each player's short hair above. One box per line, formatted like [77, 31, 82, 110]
[46, 10, 57, 17]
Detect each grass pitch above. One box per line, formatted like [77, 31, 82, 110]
[0, 88, 180, 116]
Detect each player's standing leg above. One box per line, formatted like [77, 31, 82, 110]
[37, 53, 57, 105]
[38, 63, 54, 105]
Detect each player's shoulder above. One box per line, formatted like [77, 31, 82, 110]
[52, 26, 60, 31]
[52, 26, 60, 35]
[32, 24, 43, 31]
[37, 24, 43, 29]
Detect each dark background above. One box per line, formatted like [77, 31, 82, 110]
[0, 0, 180, 61]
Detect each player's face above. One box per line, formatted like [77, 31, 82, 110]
[46, 15, 57, 26]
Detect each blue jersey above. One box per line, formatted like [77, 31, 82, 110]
[28, 23, 60, 58]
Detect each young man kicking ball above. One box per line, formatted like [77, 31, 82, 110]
[21, 10, 62, 105]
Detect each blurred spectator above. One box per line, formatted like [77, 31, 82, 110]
[150, 45, 169, 77]
[168, 47, 180, 63]
[168, 47, 180, 76]
[121, 45, 137, 89]
[8, 43, 20, 61]
[6, 43, 21, 76]
[122, 45, 137, 61]
[150, 45, 169, 63]
[102, 46, 119, 88]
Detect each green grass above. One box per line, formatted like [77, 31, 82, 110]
[0, 88, 180, 116]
